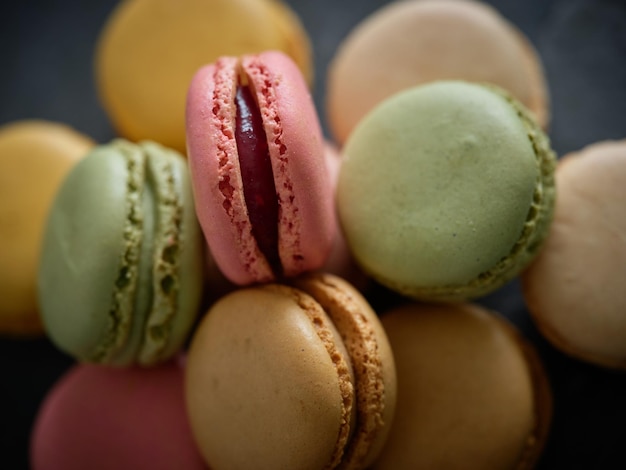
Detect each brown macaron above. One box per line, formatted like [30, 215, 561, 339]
[185, 273, 396, 469]
[374, 302, 552, 470]
[522, 140, 626, 369]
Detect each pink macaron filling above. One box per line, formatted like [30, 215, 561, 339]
[235, 83, 282, 276]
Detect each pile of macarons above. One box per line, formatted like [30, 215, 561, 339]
[1, 0, 625, 469]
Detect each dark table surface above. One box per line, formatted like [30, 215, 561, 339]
[1, 0, 626, 469]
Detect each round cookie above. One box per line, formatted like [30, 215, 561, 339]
[30, 361, 205, 470]
[327, 0, 549, 145]
[374, 302, 552, 469]
[186, 51, 335, 285]
[96, 0, 313, 153]
[522, 140, 626, 369]
[337, 80, 556, 301]
[0, 120, 93, 336]
[38, 139, 204, 366]
[185, 273, 396, 469]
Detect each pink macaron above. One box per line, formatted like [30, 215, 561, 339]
[186, 50, 335, 285]
[30, 361, 206, 470]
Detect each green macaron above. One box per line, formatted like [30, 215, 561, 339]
[38, 139, 204, 366]
[337, 80, 556, 301]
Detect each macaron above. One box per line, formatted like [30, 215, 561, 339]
[96, 0, 312, 153]
[185, 273, 396, 469]
[38, 139, 204, 366]
[0, 120, 93, 336]
[522, 140, 626, 369]
[186, 51, 335, 285]
[337, 80, 556, 301]
[327, 0, 549, 145]
[30, 361, 206, 470]
[374, 302, 552, 469]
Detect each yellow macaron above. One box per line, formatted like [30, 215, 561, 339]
[0, 120, 93, 336]
[95, 0, 313, 154]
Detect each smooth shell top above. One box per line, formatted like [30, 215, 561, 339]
[522, 140, 626, 369]
[31, 363, 205, 470]
[96, 0, 312, 153]
[327, 0, 548, 144]
[185, 273, 396, 470]
[374, 303, 551, 470]
[337, 80, 554, 300]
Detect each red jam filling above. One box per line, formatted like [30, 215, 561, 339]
[235, 84, 282, 276]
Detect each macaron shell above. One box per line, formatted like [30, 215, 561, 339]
[187, 52, 334, 285]
[186, 58, 273, 284]
[243, 51, 334, 278]
[292, 273, 397, 468]
[522, 140, 626, 369]
[39, 143, 136, 362]
[337, 81, 555, 300]
[138, 141, 205, 365]
[96, 0, 313, 153]
[0, 120, 93, 336]
[30, 361, 205, 470]
[326, 0, 549, 144]
[374, 303, 551, 469]
[38, 140, 203, 365]
[185, 285, 352, 469]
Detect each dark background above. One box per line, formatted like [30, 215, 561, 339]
[1, 0, 625, 468]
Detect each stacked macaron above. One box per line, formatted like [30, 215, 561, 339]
[6, 0, 623, 469]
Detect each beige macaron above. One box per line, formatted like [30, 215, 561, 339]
[373, 302, 552, 470]
[326, 0, 549, 145]
[185, 273, 396, 469]
[0, 120, 93, 336]
[95, 0, 312, 154]
[522, 140, 626, 369]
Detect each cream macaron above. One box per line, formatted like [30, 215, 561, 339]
[374, 302, 552, 469]
[522, 140, 626, 369]
[327, 0, 549, 144]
